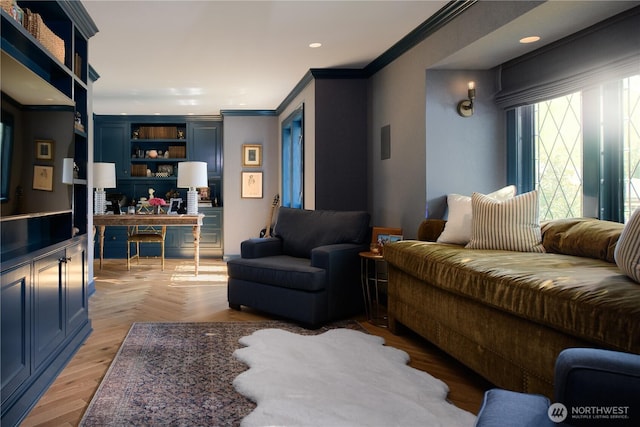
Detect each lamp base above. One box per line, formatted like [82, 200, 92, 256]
[186, 189, 198, 215]
[94, 189, 106, 215]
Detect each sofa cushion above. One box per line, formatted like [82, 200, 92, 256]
[466, 190, 544, 253]
[437, 185, 516, 245]
[615, 208, 640, 283]
[274, 207, 370, 258]
[541, 217, 623, 263]
[227, 255, 327, 292]
[384, 241, 640, 353]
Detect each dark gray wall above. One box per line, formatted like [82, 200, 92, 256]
[314, 78, 368, 211]
[1, 99, 74, 216]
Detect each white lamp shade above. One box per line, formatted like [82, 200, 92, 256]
[177, 161, 207, 188]
[62, 158, 74, 185]
[94, 162, 116, 189]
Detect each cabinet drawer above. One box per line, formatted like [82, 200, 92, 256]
[202, 212, 221, 228]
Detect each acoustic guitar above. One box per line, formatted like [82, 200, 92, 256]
[260, 194, 280, 238]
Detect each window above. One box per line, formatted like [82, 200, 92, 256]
[509, 74, 640, 223]
[281, 106, 304, 209]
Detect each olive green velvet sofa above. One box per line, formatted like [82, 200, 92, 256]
[384, 217, 640, 398]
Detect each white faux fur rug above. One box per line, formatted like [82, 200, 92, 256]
[233, 328, 476, 427]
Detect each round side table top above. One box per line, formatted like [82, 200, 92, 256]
[359, 251, 384, 259]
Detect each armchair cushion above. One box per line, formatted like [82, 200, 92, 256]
[475, 389, 552, 427]
[227, 255, 326, 292]
[274, 207, 370, 258]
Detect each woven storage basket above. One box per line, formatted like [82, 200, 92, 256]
[168, 146, 186, 159]
[131, 164, 148, 177]
[138, 126, 178, 139]
[23, 8, 65, 64]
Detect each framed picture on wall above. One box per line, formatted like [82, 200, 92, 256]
[242, 144, 262, 167]
[241, 171, 263, 198]
[33, 165, 54, 191]
[35, 139, 54, 160]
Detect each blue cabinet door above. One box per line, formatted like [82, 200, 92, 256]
[94, 121, 129, 179]
[188, 122, 222, 178]
[66, 239, 88, 334]
[1, 263, 31, 406]
[33, 251, 65, 369]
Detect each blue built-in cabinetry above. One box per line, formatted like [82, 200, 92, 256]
[1, 1, 97, 425]
[94, 115, 224, 258]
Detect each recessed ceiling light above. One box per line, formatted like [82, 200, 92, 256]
[520, 36, 541, 44]
[309, 42, 322, 48]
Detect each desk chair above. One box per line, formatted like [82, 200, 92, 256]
[127, 225, 166, 271]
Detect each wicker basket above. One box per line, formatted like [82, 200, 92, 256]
[138, 126, 178, 139]
[131, 164, 148, 177]
[23, 8, 65, 64]
[168, 146, 186, 159]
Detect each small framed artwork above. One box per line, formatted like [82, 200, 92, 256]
[242, 144, 262, 167]
[241, 171, 263, 198]
[389, 234, 404, 243]
[35, 139, 54, 160]
[168, 198, 182, 215]
[33, 165, 54, 191]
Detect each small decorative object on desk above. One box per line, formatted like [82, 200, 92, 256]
[148, 197, 167, 214]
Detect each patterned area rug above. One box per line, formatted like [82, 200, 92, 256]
[79, 321, 363, 426]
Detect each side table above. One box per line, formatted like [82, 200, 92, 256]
[359, 251, 388, 327]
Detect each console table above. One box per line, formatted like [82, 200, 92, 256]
[94, 214, 204, 274]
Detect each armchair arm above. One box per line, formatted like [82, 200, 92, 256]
[240, 237, 283, 259]
[311, 243, 368, 319]
[555, 348, 640, 425]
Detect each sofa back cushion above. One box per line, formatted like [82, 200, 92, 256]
[541, 217, 623, 263]
[614, 208, 640, 282]
[274, 207, 370, 258]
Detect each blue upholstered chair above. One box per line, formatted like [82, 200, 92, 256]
[475, 348, 640, 427]
[227, 207, 370, 328]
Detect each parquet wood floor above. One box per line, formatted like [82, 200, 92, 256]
[21, 258, 491, 426]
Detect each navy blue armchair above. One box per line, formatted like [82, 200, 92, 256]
[227, 207, 370, 328]
[475, 348, 640, 426]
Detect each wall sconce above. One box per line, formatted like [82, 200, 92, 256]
[94, 162, 116, 215]
[457, 81, 476, 117]
[177, 161, 208, 215]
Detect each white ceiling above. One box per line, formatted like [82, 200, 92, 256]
[84, 0, 448, 116]
[76, 1, 639, 116]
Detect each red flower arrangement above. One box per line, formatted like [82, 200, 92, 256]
[148, 197, 167, 206]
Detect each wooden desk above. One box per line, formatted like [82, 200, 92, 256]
[93, 214, 204, 275]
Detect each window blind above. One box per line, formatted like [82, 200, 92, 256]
[495, 7, 640, 109]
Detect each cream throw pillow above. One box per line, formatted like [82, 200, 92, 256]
[466, 190, 545, 253]
[614, 208, 640, 283]
[437, 185, 516, 245]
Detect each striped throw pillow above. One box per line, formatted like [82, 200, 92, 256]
[466, 190, 545, 253]
[614, 208, 640, 283]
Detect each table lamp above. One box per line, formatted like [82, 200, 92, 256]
[177, 161, 207, 215]
[93, 162, 116, 214]
[62, 158, 75, 185]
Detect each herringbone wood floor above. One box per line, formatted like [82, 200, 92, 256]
[21, 258, 491, 426]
